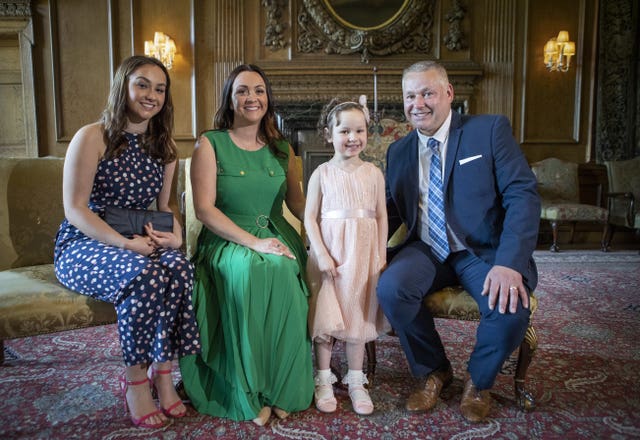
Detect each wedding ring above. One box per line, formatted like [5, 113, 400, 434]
[509, 286, 518, 291]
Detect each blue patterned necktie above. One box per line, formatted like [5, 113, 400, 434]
[427, 138, 450, 262]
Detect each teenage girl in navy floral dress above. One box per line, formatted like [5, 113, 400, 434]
[54, 55, 200, 429]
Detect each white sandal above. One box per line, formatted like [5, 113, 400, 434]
[314, 371, 338, 413]
[342, 370, 374, 415]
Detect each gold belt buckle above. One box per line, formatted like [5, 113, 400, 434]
[256, 214, 269, 229]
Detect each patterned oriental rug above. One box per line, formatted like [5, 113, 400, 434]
[1, 251, 639, 439]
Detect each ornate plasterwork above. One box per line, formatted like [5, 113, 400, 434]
[595, 0, 639, 161]
[296, 0, 435, 63]
[0, 0, 31, 16]
[262, 0, 287, 51]
[269, 68, 480, 107]
[444, 0, 468, 51]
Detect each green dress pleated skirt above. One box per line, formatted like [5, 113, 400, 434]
[179, 130, 314, 421]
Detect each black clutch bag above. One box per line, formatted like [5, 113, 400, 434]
[104, 206, 174, 238]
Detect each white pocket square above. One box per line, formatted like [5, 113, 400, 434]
[459, 155, 482, 165]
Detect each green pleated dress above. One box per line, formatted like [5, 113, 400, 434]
[179, 130, 314, 421]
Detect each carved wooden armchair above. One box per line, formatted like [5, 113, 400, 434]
[530, 157, 608, 252]
[602, 157, 640, 250]
[362, 225, 539, 411]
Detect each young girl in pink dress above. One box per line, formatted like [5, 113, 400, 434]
[305, 99, 389, 415]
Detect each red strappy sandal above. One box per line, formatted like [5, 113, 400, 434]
[119, 374, 166, 428]
[148, 367, 187, 418]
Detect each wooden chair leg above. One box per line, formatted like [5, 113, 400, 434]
[600, 223, 609, 252]
[514, 325, 537, 411]
[568, 221, 576, 244]
[550, 221, 560, 252]
[365, 340, 377, 386]
[602, 223, 614, 251]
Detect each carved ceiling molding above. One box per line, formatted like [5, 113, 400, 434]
[444, 0, 468, 51]
[0, 0, 31, 16]
[296, 0, 435, 63]
[595, 0, 638, 161]
[262, 0, 287, 51]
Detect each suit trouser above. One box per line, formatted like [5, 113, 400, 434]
[376, 241, 531, 390]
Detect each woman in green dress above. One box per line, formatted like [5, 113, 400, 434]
[179, 64, 313, 425]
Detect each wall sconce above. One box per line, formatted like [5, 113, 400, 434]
[543, 31, 575, 72]
[144, 32, 176, 70]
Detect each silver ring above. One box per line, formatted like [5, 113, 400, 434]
[509, 286, 518, 291]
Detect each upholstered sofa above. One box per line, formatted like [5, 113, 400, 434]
[0, 156, 186, 364]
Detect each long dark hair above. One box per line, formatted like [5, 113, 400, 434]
[101, 55, 176, 163]
[214, 64, 285, 158]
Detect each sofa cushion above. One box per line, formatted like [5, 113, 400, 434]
[424, 285, 538, 321]
[0, 264, 117, 340]
[540, 202, 607, 222]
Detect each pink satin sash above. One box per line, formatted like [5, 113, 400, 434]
[321, 209, 376, 219]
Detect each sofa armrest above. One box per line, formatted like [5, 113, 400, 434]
[0, 157, 65, 271]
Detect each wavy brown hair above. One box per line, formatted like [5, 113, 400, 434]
[101, 55, 176, 163]
[213, 64, 286, 158]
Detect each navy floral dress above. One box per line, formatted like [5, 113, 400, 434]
[54, 133, 200, 366]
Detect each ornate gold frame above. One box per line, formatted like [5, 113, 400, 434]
[322, 0, 409, 31]
[297, 0, 435, 63]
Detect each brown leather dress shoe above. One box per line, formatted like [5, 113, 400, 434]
[460, 375, 491, 422]
[405, 365, 453, 412]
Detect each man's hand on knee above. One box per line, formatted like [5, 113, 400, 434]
[481, 265, 529, 313]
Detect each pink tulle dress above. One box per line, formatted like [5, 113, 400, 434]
[307, 161, 390, 344]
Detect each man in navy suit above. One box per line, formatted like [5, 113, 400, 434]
[377, 61, 540, 422]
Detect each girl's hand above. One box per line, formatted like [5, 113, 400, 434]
[317, 252, 337, 278]
[126, 235, 156, 256]
[145, 223, 181, 250]
[252, 237, 296, 259]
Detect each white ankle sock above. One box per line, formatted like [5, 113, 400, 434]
[343, 369, 368, 386]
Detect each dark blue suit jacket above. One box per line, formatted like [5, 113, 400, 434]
[385, 111, 541, 289]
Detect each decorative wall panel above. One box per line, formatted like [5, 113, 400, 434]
[595, 0, 638, 161]
[132, 0, 195, 142]
[0, 1, 37, 157]
[521, 0, 584, 145]
[49, 0, 111, 142]
[473, 0, 515, 119]
[0, 36, 24, 156]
